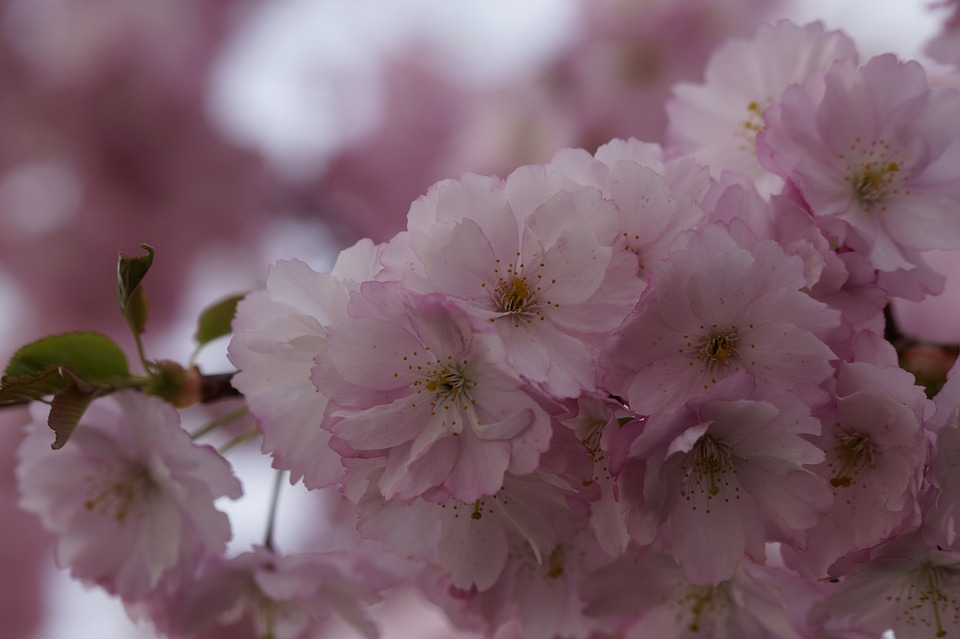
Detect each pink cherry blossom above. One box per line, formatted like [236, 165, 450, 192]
[923, 420, 960, 553]
[314, 281, 553, 503]
[704, 176, 853, 300]
[13, 12, 960, 638]
[16, 391, 242, 601]
[149, 547, 384, 639]
[557, 396, 633, 557]
[812, 533, 960, 639]
[759, 54, 960, 274]
[229, 258, 351, 490]
[393, 166, 643, 399]
[583, 549, 818, 639]
[782, 362, 930, 579]
[923, 359, 960, 551]
[891, 249, 960, 342]
[344, 455, 589, 596]
[443, 530, 612, 639]
[549, 138, 711, 279]
[618, 373, 832, 585]
[604, 223, 839, 416]
[436, 472, 590, 594]
[540, 0, 775, 147]
[667, 20, 858, 196]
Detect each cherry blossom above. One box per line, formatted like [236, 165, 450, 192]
[923, 359, 960, 551]
[782, 362, 930, 578]
[604, 223, 839, 416]
[812, 533, 960, 639]
[582, 549, 817, 639]
[391, 166, 644, 399]
[443, 530, 612, 639]
[148, 547, 384, 639]
[315, 280, 553, 503]
[15, 391, 242, 601]
[13, 11, 960, 639]
[892, 250, 960, 342]
[760, 53, 960, 273]
[617, 373, 832, 585]
[229, 258, 350, 489]
[541, 0, 775, 147]
[344, 455, 590, 596]
[667, 20, 858, 195]
[557, 396, 634, 557]
[548, 138, 711, 279]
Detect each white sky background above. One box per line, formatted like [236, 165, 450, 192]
[29, 1, 944, 638]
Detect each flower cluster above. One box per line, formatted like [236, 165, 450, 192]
[16, 15, 960, 639]
[226, 20, 960, 638]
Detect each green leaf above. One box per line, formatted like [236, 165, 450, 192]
[0, 367, 71, 405]
[125, 287, 150, 338]
[118, 244, 154, 336]
[3, 332, 129, 384]
[194, 294, 245, 348]
[617, 417, 635, 428]
[48, 383, 97, 449]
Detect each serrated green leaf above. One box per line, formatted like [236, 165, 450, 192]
[48, 383, 96, 449]
[118, 244, 154, 336]
[0, 367, 71, 405]
[3, 332, 129, 384]
[194, 294, 245, 348]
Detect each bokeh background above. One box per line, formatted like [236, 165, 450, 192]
[0, 1, 947, 637]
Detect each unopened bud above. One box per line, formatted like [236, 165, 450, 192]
[146, 360, 203, 408]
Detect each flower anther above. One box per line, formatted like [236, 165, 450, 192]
[841, 138, 910, 212]
[681, 436, 740, 507]
[734, 98, 772, 153]
[894, 562, 960, 638]
[410, 355, 478, 423]
[84, 464, 159, 524]
[681, 582, 732, 633]
[827, 430, 877, 488]
[696, 327, 742, 373]
[489, 254, 555, 327]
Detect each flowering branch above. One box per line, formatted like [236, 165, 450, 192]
[11, 10, 960, 639]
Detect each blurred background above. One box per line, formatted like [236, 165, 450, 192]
[0, 0, 948, 637]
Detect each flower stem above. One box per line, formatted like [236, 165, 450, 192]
[190, 405, 249, 440]
[217, 426, 259, 454]
[264, 470, 285, 551]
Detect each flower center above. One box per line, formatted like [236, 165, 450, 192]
[852, 164, 899, 207]
[546, 545, 566, 579]
[697, 328, 741, 371]
[495, 275, 538, 316]
[681, 436, 740, 508]
[411, 358, 477, 421]
[842, 137, 910, 212]
[677, 582, 732, 633]
[425, 366, 468, 399]
[828, 431, 876, 488]
[734, 98, 772, 153]
[896, 562, 960, 638]
[84, 464, 158, 524]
